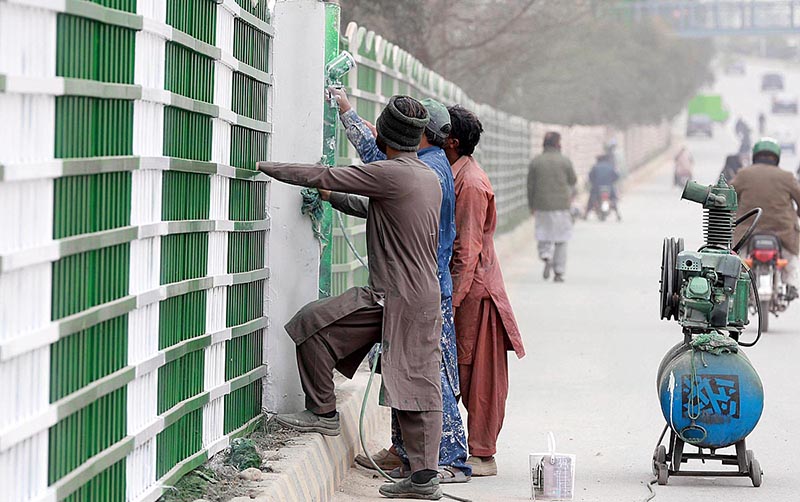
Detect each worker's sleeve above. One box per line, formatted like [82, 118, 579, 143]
[257, 162, 400, 199]
[328, 192, 369, 219]
[340, 109, 387, 164]
[566, 159, 578, 187]
[451, 185, 488, 307]
[526, 163, 536, 212]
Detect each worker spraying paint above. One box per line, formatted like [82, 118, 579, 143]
[654, 176, 765, 486]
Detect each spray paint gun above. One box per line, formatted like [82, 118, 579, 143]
[325, 51, 356, 109]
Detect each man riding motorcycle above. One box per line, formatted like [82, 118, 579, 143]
[731, 138, 800, 301]
[584, 153, 621, 221]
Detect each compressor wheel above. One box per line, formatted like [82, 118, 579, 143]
[660, 237, 684, 320]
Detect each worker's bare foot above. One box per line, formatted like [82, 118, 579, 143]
[466, 455, 498, 476]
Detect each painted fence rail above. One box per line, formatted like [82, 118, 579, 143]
[0, 0, 272, 500]
[330, 22, 671, 295]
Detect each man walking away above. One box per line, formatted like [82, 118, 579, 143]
[527, 132, 577, 282]
[331, 89, 472, 483]
[259, 96, 445, 500]
[731, 138, 800, 301]
[444, 105, 526, 477]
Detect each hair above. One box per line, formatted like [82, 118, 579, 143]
[393, 95, 428, 121]
[543, 132, 561, 149]
[447, 105, 483, 156]
[724, 154, 742, 171]
[424, 123, 451, 148]
[753, 151, 779, 166]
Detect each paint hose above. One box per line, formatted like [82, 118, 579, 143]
[359, 343, 474, 502]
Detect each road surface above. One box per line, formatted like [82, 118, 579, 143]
[332, 59, 800, 502]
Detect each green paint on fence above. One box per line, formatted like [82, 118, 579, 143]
[48, 387, 127, 484]
[159, 291, 207, 350]
[56, 14, 135, 84]
[229, 180, 268, 221]
[50, 315, 128, 402]
[62, 459, 126, 502]
[160, 233, 209, 285]
[53, 171, 132, 239]
[52, 244, 130, 320]
[156, 408, 203, 479]
[166, 42, 215, 104]
[55, 97, 133, 158]
[162, 171, 211, 221]
[226, 280, 264, 327]
[166, 0, 217, 46]
[163, 107, 213, 162]
[225, 329, 264, 380]
[227, 231, 266, 274]
[223, 380, 261, 434]
[158, 350, 205, 414]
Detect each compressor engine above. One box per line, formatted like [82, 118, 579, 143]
[654, 176, 764, 486]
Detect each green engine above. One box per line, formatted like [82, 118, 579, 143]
[660, 176, 752, 336]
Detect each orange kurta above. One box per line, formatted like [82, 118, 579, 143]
[450, 155, 525, 456]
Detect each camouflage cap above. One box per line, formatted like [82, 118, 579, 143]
[420, 98, 451, 139]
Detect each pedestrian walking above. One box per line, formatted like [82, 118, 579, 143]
[527, 132, 578, 282]
[444, 105, 526, 477]
[330, 89, 472, 483]
[259, 96, 446, 500]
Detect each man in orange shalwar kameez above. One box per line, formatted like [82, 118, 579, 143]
[443, 105, 526, 477]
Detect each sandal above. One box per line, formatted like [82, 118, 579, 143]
[438, 466, 471, 484]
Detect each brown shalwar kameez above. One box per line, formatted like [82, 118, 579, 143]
[258, 155, 444, 472]
[450, 155, 526, 458]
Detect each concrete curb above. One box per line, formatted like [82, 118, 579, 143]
[229, 371, 384, 502]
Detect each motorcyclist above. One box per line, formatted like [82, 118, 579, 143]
[731, 138, 800, 301]
[584, 153, 621, 221]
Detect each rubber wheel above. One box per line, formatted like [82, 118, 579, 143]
[749, 458, 762, 487]
[657, 463, 669, 486]
[599, 211, 607, 222]
[652, 445, 667, 476]
[760, 301, 770, 333]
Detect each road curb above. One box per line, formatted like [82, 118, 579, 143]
[231, 372, 384, 502]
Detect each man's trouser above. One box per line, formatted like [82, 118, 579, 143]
[456, 298, 509, 458]
[295, 305, 442, 472]
[537, 241, 567, 276]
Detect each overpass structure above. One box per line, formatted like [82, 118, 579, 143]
[607, 1, 800, 37]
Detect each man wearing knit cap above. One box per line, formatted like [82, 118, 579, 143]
[331, 88, 472, 483]
[259, 95, 446, 500]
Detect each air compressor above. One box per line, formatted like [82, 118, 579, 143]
[654, 176, 765, 486]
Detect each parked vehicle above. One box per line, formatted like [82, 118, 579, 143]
[761, 73, 785, 92]
[745, 234, 794, 332]
[771, 93, 798, 114]
[686, 114, 713, 137]
[771, 129, 797, 155]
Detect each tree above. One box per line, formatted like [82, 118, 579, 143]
[340, 0, 713, 127]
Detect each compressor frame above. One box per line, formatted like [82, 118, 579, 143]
[654, 177, 764, 487]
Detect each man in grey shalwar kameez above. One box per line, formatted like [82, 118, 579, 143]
[527, 132, 577, 282]
[258, 96, 445, 500]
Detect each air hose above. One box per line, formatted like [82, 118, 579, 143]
[359, 344, 474, 502]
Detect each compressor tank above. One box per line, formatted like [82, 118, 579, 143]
[657, 343, 764, 449]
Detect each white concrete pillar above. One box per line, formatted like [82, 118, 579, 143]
[264, 0, 327, 413]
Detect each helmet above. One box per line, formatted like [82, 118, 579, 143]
[752, 137, 781, 162]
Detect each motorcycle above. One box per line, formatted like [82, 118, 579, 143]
[745, 234, 793, 332]
[589, 185, 614, 221]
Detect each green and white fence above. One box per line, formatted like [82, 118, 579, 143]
[0, 0, 272, 500]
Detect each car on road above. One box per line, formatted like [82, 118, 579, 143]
[686, 114, 713, 137]
[771, 93, 798, 114]
[761, 73, 785, 92]
[770, 130, 797, 155]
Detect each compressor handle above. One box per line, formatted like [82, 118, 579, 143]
[732, 207, 763, 253]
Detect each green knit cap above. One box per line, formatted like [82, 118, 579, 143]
[376, 95, 430, 152]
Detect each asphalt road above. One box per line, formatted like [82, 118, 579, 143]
[333, 59, 800, 502]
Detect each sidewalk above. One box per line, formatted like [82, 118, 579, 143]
[226, 370, 387, 502]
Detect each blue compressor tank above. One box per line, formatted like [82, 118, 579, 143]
[657, 343, 764, 449]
